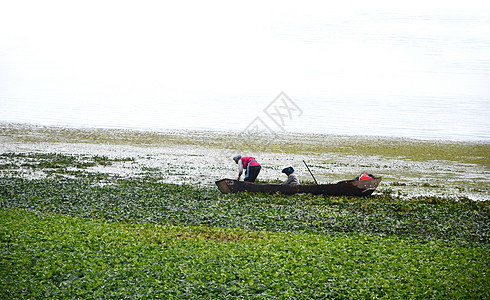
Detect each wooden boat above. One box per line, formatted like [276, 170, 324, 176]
[215, 177, 382, 197]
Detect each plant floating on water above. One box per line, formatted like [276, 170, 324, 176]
[1, 148, 489, 298]
[1, 176, 488, 244]
[1, 207, 489, 299]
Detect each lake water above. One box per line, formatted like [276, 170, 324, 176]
[2, 94, 489, 141]
[1, 3, 489, 141]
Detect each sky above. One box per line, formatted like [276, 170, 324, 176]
[1, 0, 489, 138]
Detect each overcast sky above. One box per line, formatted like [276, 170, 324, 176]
[1, 0, 489, 137]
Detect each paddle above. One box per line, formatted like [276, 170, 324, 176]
[303, 160, 319, 185]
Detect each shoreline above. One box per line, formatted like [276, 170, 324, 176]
[2, 121, 490, 144]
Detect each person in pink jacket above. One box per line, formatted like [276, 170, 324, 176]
[233, 155, 261, 182]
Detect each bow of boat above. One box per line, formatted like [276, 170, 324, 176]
[215, 178, 234, 193]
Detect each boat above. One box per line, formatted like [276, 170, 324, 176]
[215, 177, 382, 197]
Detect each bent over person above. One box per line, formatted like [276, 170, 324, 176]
[233, 155, 261, 182]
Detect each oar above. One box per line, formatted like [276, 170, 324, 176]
[303, 160, 319, 185]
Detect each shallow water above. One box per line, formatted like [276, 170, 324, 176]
[1, 123, 489, 200]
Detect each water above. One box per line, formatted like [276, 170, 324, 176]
[1, 2, 489, 141]
[2, 95, 488, 141]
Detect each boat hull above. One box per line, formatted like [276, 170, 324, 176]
[215, 177, 382, 197]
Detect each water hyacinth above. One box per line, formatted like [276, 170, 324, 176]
[1, 125, 489, 298]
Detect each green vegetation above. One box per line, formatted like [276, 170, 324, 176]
[1, 171, 489, 298]
[1, 177, 489, 244]
[0, 152, 134, 169]
[0, 125, 489, 298]
[2, 209, 488, 299]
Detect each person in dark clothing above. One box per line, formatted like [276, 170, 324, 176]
[233, 155, 261, 182]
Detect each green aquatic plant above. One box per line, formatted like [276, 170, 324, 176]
[0, 152, 134, 170]
[2, 124, 489, 165]
[1, 209, 489, 299]
[1, 176, 488, 245]
[0, 127, 489, 298]
[2, 125, 489, 200]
